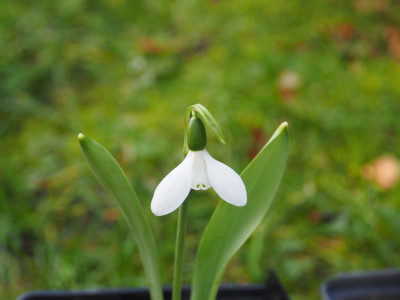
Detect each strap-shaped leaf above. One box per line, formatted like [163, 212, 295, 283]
[78, 134, 163, 300]
[191, 122, 289, 300]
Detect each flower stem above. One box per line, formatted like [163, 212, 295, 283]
[172, 197, 189, 300]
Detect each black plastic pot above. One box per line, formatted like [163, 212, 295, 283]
[18, 270, 290, 300]
[321, 268, 400, 300]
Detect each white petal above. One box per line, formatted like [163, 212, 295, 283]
[151, 152, 194, 216]
[191, 151, 211, 190]
[203, 150, 247, 206]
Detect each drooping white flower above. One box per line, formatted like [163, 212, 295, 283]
[151, 109, 247, 216]
[151, 149, 247, 216]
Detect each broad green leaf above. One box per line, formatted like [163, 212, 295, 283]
[191, 122, 289, 300]
[78, 134, 163, 300]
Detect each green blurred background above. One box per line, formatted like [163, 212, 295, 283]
[1, 1, 400, 299]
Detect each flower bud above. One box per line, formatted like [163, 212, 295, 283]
[187, 115, 207, 151]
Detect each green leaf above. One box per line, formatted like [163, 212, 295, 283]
[78, 133, 163, 300]
[191, 122, 290, 300]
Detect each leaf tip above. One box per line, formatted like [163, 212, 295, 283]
[276, 121, 289, 135]
[78, 133, 85, 141]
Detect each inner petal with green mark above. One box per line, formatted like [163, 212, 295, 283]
[191, 150, 211, 190]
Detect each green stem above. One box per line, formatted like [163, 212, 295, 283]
[172, 198, 189, 300]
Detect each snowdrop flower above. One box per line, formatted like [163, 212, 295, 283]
[151, 115, 247, 216]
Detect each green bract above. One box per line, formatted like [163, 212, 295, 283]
[183, 104, 225, 154]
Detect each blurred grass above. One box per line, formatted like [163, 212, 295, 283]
[1, 0, 400, 299]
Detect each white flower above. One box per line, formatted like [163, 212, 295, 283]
[151, 149, 247, 216]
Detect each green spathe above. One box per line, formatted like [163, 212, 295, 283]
[183, 104, 225, 154]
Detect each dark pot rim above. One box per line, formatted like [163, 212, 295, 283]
[17, 284, 264, 300]
[320, 268, 400, 300]
[17, 270, 290, 300]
